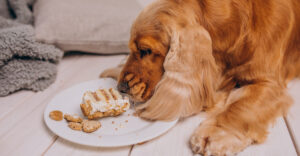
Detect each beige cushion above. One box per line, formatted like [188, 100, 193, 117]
[33, 0, 144, 54]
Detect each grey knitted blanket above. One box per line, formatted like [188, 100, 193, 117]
[0, 0, 63, 96]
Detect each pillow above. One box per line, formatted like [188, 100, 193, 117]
[34, 0, 146, 54]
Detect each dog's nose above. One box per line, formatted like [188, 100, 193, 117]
[118, 82, 129, 93]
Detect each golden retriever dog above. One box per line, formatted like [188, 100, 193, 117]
[101, 0, 300, 155]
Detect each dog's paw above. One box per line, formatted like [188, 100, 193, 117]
[190, 120, 252, 156]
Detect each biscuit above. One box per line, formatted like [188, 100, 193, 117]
[64, 114, 83, 123]
[82, 120, 101, 133]
[68, 122, 82, 131]
[49, 110, 63, 121]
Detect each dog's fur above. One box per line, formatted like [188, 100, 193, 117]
[101, 0, 300, 155]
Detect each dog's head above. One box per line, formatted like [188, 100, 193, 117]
[118, 1, 219, 120]
[118, 36, 168, 102]
[117, 1, 171, 102]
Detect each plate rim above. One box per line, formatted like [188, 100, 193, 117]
[44, 78, 178, 147]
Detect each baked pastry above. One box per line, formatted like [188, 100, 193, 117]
[80, 88, 130, 119]
[82, 120, 101, 133]
[64, 114, 83, 123]
[68, 122, 82, 131]
[49, 110, 63, 121]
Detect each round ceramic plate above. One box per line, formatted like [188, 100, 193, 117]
[44, 78, 178, 147]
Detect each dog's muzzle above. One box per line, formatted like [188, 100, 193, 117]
[117, 82, 129, 93]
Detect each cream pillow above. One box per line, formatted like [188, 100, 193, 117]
[34, 0, 145, 54]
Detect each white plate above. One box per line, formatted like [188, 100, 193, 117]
[44, 78, 178, 147]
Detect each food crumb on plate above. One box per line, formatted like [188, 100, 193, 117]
[112, 121, 115, 124]
[133, 112, 140, 117]
[115, 128, 118, 131]
[125, 120, 128, 123]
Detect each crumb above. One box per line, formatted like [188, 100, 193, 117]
[49, 110, 63, 121]
[68, 122, 82, 131]
[115, 128, 118, 131]
[64, 114, 83, 123]
[119, 124, 124, 128]
[128, 114, 131, 116]
[112, 121, 115, 124]
[133, 112, 138, 117]
[82, 120, 101, 133]
[125, 120, 128, 123]
[98, 136, 102, 138]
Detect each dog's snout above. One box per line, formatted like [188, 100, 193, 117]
[118, 82, 129, 93]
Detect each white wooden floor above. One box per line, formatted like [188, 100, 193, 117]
[0, 53, 299, 156]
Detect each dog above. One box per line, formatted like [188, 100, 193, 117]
[100, 0, 300, 155]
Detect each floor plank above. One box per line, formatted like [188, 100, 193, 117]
[286, 79, 300, 154]
[131, 114, 206, 156]
[44, 138, 131, 156]
[0, 54, 129, 156]
[131, 115, 297, 156]
[239, 118, 297, 156]
[0, 91, 34, 119]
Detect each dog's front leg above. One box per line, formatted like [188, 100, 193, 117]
[190, 81, 292, 155]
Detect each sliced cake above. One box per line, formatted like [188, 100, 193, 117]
[80, 88, 130, 119]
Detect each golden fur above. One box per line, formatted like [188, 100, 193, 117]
[101, 0, 300, 155]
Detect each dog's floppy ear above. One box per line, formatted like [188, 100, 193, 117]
[136, 26, 219, 121]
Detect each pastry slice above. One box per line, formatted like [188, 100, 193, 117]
[80, 88, 130, 119]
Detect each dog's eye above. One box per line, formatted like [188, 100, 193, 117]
[140, 49, 152, 58]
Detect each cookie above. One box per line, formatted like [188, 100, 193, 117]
[82, 120, 101, 133]
[64, 114, 83, 123]
[49, 110, 63, 121]
[68, 122, 82, 131]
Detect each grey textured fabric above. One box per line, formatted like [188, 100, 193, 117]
[0, 0, 63, 97]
